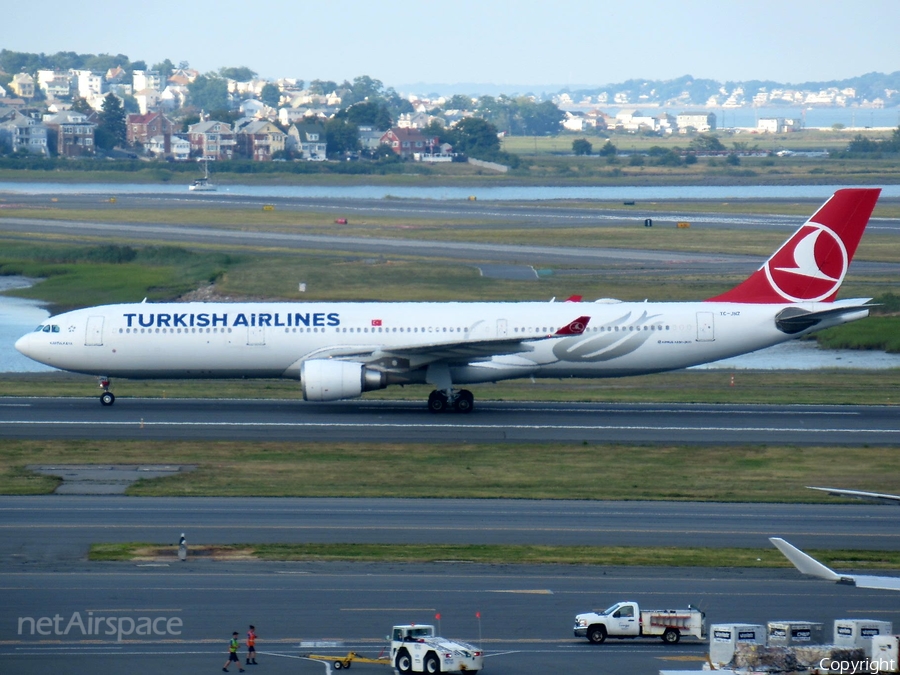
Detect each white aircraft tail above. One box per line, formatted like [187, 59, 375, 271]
[770, 537, 900, 591]
[769, 537, 842, 581]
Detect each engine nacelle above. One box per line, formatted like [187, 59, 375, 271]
[301, 359, 386, 402]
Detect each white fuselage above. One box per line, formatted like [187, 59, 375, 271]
[15, 299, 856, 385]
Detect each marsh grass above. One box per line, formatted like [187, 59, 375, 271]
[4, 439, 900, 500]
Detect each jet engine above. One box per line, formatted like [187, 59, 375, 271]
[301, 359, 386, 402]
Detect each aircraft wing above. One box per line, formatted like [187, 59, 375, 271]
[375, 315, 591, 366]
[315, 315, 589, 367]
[808, 486, 900, 505]
[379, 338, 533, 363]
[769, 537, 900, 591]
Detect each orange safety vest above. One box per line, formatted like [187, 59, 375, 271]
[247, 631, 256, 647]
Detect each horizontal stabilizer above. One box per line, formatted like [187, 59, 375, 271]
[775, 303, 871, 334]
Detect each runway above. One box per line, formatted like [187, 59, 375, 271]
[1, 397, 899, 445]
[3, 496, 900, 675]
[4, 496, 900, 564]
[6, 562, 899, 675]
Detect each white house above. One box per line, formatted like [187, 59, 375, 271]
[677, 112, 717, 133]
[239, 99, 267, 119]
[758, 118, 801, 133]
[0, 111, 48, 154]
[160, 85, 188, 111]
[563, 112, 586, 132]
[134, 89, 161, 115]
[73, 70, 105, 99]
[148, 134, 191, 160]
[36, 70, 72, 99]
[132, 70, 162, 93]
[287, 122, 327, 160]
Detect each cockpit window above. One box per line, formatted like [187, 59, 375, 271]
[35, 325, 60, 333]
[52, 325, 60, 333]
[42, 326, 51, 333]
[34, 325, 44, 332]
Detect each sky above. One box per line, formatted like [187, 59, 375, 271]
[4, 0, 899, 93]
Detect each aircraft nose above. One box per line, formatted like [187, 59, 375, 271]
[15, 331, 36, 359]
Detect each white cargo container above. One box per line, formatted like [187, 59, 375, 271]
[709, 623, 765, 667]
[872, 635, 900, 673]
[767, 620, 823, 646]
[834, 620, 893, 657]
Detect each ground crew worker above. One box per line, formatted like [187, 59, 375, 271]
[223, 631, 245, 673]
[246, 625, 258, 665]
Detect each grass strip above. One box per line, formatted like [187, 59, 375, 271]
[5, 440, 900, 500]
[3, 369, 899, 405]
[87, 542, 900, 569]
[5, 208, 900, 263]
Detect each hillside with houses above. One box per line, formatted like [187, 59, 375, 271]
[0, 50, 898, 164]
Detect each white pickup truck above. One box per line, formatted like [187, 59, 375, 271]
[389, 624, 484, 674]
[574, 601, 706, 645]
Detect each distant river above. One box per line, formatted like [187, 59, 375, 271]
[2, 182, 900, 201]
[0, 277, 53, 373]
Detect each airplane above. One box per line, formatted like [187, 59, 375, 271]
[807, 486, 900, 505]
[770, 537, 900, 592]
[14, 187, 881, 412]
[771, 487, 900, 590]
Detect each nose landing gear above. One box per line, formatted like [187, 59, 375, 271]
[99, 377, 116, 406]
[428, 389, 474, 414]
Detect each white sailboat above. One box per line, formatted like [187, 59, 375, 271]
[189, 159, 217, 192]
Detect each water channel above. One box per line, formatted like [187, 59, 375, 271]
[2, 182, 900, 201]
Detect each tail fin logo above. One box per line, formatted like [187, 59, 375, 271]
[764, 222, 848, 302]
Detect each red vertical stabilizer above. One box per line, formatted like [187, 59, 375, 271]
[706, 188, 881, 304]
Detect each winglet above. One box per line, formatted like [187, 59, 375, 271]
[565, 295, 583, 303]
[554, 316, 590, 336]
[769, 537, 843, 582]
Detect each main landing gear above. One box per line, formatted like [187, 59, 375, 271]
[98, 376, 116, 406]
[428, 389, 474, 414]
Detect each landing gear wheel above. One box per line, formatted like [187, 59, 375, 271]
[428, 390, 448, 413]
[332, 661, 343, 670]
[588, 625, 607, 644]
[454, 389, 474, 413]
[395, 649, 412, 674]
[662, 628, 680, 644]
[100, 391, 115, 406]
[424, 653, 441, 674]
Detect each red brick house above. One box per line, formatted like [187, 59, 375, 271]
[380, 127, 438, 159]
[126, 112, 178, 152]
